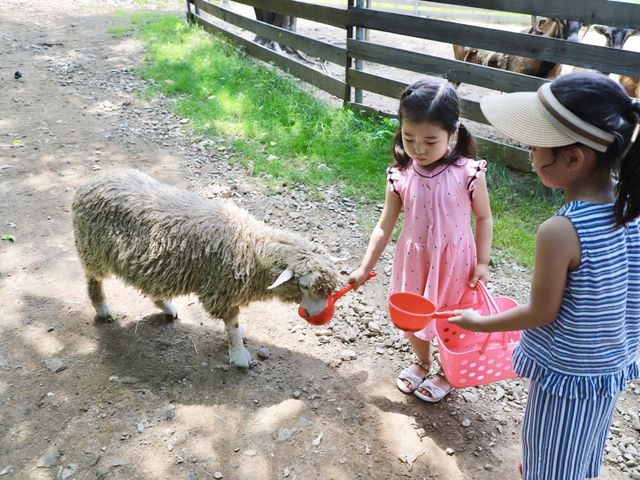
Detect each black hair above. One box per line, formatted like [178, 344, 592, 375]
[391, 79, 476, 170]
[550, 72, 640, 226]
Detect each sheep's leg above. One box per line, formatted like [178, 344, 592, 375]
[223, 307, 252, 369]
[153, 299, 178, 319]
[87, 277, 110, 319]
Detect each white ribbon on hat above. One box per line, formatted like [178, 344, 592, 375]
[537, 83, 615, 152]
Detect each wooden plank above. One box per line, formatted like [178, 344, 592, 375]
[347, 69, 406, 98]
[193, 14, 347, 99]
[348, 39, 545, 93]
[194, 0, 347, 65]
[348, 101, 390, 118]
[346, 69, 488, 124]
[347, 105, 531, 172]
[348, 9, 640, 77]
[460, 99, 487, 125]
[476, 136, 530, 172]
[229, 0, 347, 29]
[423, 0, 640, 31]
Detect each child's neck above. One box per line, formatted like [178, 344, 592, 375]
[565, 175, 616, 204]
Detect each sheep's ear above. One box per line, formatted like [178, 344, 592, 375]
[267, 268, 295, 289]
[330, 255, 350, 263]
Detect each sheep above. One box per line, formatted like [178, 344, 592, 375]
[71, 168, 339, 368]
[452, 17, 582, 81]
[593, 25, 640, 97]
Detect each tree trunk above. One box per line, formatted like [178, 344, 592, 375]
[253, 8, 298, 55]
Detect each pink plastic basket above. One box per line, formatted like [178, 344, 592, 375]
[435, 282, 520, 388]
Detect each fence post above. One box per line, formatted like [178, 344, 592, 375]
[185, 0, 193, 23]
[344, 0, 354, 106]
[354, 0, 366, 104]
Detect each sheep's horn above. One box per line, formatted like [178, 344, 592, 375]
[267, 268, 294, 289]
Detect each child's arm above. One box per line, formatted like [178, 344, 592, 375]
[348, 186, 402, 289]
[470, 175, 493, 287]
[450, 215, 580, 332]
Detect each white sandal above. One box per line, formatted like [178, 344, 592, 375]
[414, 375, 453, 403]
[396, 366, 427, 394]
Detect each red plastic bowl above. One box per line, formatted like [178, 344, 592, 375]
[388, 292, 437, 332]
[299, 272, 377, 326]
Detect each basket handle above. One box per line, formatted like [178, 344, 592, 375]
[475, 281, 500, 315]
[479, 331, 508, 354]
[475, 281, 508, 352]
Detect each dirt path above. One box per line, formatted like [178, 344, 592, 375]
[1, 1, 638, 479]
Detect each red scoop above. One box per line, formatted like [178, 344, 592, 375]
[298, 271, 377, 325]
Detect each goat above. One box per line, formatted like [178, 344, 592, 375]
[453, 17, 582, 80]
[593, 25, 640, 98]
[71, 169, 339, 368]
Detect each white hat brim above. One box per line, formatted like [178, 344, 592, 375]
[480, 92, 576, 148]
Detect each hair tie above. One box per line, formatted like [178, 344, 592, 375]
[618, 111, 640, 161]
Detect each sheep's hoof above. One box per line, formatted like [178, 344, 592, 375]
[95, 304, 116, 322]
[229, 347, 252, 369]
[156, 301, 177, 319]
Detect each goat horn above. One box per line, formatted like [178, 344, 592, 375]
[267, 268, 295, 289]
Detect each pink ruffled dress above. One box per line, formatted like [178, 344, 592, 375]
[387, 156, 487, 341]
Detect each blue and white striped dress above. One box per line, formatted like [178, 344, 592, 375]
[512, 201, 640, 480]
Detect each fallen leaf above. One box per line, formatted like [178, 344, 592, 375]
[1, 234, 16, 242]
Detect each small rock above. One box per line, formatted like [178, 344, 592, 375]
[257, 347, 271, 359]
[45, 357, 68, 373]
[0, 466, 13, 475]
[37, 447, 61, 468]
[445, 447, 455, 456]
[340, 349, 357, 361]
[462, 391, 479, 403]
[274, 428, 294, 442]
[629, 411, 640, 431]
[61, 464, 78, 479]
[119, 376, 139, 384]
[213, 472, 223, 479]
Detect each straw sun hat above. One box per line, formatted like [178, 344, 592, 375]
[479, 82, 614, 153]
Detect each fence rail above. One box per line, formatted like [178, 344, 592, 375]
[186, 0, 640, 171]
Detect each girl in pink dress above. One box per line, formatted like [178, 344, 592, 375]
[349, 79, 493, 402]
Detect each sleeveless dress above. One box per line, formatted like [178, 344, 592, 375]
[387, 156, 486, 340]
[513, 201, 640, 480]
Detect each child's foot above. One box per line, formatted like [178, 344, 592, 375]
[414, 374, 453, 403]
[396, 362, 430, 393]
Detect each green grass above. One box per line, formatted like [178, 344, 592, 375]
[127, 12, 563, 268]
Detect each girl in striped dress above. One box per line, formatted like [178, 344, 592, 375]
[450, 71, 640, 479]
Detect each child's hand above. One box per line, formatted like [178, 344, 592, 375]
[348, 267, 368, 290]
[448, 309, 485, 331]
[469, 263, 490, 288]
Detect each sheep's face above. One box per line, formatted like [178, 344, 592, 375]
[269, 255, 338, 316]
[296, 270, 337, 317]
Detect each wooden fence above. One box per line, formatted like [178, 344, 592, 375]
[185, 0, 640, 171]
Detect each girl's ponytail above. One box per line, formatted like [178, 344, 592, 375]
[615, 105, 640, 226]
[450, 122, 477, 160]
